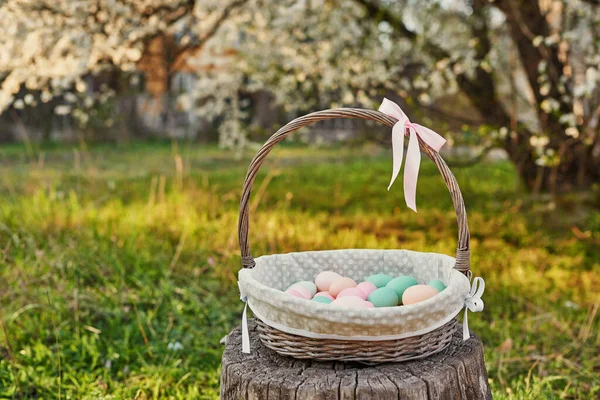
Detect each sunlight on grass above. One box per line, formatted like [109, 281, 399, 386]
[0, 142, 598, 399]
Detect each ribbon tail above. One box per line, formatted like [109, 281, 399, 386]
[241, 301, 250, 353]
[404, 127, 421, 212]
[387, 122, 405, 191]
[463, 307, 470, 341]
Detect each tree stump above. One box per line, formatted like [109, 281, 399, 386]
[221, 319, 492, 400]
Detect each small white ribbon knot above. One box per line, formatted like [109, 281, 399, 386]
[238, 282, 251, 354]
[463, 277, 485, 341]
[378, 98, 446, 212]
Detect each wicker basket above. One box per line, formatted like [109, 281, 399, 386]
[237, 108, 475, 364]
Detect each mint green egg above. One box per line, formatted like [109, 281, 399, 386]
[386, 276, 418, 298]
[428, 279, 447, 292]
[311, 296, 333, 304]
[367, 287, 399, 307]
[365, 274, 394, 288]
[295, 281, 318, 296]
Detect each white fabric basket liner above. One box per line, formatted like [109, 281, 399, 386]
[238, 249, 471, 340]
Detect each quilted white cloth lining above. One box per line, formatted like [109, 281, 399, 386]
[238, 249, 471, 339]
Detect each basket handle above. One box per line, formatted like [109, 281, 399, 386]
[238, 108, 471, 273]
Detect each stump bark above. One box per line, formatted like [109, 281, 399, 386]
[221, 319, 492, 399]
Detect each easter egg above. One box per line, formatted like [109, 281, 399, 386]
[331, 296, 372, 309]
[291, 281, 318, 297]
[428, 279, 447, 292]
[356, 281, 378, 297]
[329, 277, 357, 298]
[365, 273, 394, 288]
[286, 285, 311, 299]
[364, 301, 375, 308]
[337, 287, 367, 300]
[312, 296, 333, 304]
[402, 285, 439, 305]
[315, 271, 343, 292]
[386, 276, 418, 298]
[314, 291, 334, 300]
[367, 287, 399, 307]
[285, 288, 306, 299]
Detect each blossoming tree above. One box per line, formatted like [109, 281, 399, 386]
[1, 0, 599, 192]
[200, 0, 598, 192]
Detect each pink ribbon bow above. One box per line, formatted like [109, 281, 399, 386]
[379, 98, 446, 212]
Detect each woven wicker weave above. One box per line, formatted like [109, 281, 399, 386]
[257, 319, 458, 364]
[238, 108, 471, 363]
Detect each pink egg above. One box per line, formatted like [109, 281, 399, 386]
[287, 285, 312, 299]
[331, 296, 372, 309]
[402, 285, 440, 305]
[329, 277, 357, 298]
[337, 287, 367, 300]
[285, 288, 306, 299]
[314, 291, 334, 300]
[364, 301, 375, 308]
[289, 282, 317, 297]
[315, 271, 343, 292]
[356, 282, 378, 297]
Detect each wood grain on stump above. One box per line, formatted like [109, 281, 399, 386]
[221, 319, 491, 400]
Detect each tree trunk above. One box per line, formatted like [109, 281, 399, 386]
[221, 319, 492, 400]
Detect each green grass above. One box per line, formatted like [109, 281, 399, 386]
[0, 141, 598, 399]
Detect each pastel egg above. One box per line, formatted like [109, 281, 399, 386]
[364, 301, 375, 308]
[428, 279, 447, 292]
[285, 289, 306, 299]
[291, 281, 317, 297]
[286, 285, 311, 299]
[331, 296, 372, 309]
[386, 276, 418, 298]
[402, 285, 440, 305]
[365, 273, 394, 288]
[337, 287, 367, 300]
[356, 281, 378, 297]
[329, 277, 357, 298]
[312, 296, 333, 304]
[314, 291, 334, 300]
[315, 271, 343, 292]
[367, 287, 399, 307]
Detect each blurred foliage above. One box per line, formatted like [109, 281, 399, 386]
[0, 142, 598, 398]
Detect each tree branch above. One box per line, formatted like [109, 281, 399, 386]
[353, 0, 513, 128]
[198, 0, 248, 45]
[170, 0, 248, 72]
[354, 0, 416, 39]
[492, 0, 572, 135]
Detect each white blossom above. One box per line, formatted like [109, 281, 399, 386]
[54, 105, 72, 115]
[530, 136, 549, 148]
[565, 127, 579, 138]
[540, 98, 560, 113]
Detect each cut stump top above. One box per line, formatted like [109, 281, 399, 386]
[221, 319, 491, 400]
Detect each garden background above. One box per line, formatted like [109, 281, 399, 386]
[0, 1, 599, 399]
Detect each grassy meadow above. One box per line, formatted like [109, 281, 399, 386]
[0, 141, 599, 399]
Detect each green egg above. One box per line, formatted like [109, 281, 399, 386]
[294, 281, 318, 296]
[367, 287, 399, 307]
[386, 276, 418, 298]
[311, 296, 333, 304]
[428, 279, 447, 292]
[365, 273, 394, 288]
